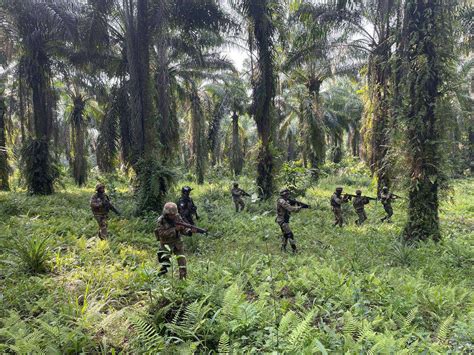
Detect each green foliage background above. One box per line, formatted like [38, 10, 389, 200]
[0, 172, 472, 353]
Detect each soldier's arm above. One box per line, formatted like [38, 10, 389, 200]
[280, 199, 301, 213]
[175, 215, 193, 235]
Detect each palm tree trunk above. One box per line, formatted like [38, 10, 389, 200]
[190, 85, 206, 184]
[402, 0, 451, 242]
[231, 111, 243, 176]
[307, 77, 326, 168]
[0, 95, 9, 191]
[71, 95, 88, 186]
[250, 0, 276, 199]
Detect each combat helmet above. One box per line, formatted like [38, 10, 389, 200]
[280, 188, 290, 196]
[163, 202, 178, 215]
[233, 182, 239, 188]
[382, 186, 389, 192]
[182, 186, 192, 194]
[356, 189, 362, 195]
[95, 183, 105, 192]
[336, 187, 343, 193]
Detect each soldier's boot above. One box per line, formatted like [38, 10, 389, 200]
[290, 242, 297, 254]
[157, 251, 170, 276]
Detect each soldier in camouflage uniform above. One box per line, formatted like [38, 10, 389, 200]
[330, 187, 350, 227]
[177, 186, 198, 224]
[90, 183, 119, 239]
[380, 186, 397, 222]
[231, 183, 249, 212]
[276, 189, 302, 253]
[352, 190, 370, 225]
[155, 202, 193, 279]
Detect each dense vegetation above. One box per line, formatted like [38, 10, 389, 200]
[1, 169, 473, 353]
[0, 0, 472, 353]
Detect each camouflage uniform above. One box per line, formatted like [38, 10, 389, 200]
[331, 188, 349, 227]
[155, 202, 191, 279]
[276, 189, 301, 252]
[352, 190, 370, 225]
[380, 187, 395, 222]
[177, 186, 198, 225]
[231, 184, 246, 212]
[90, 184, 115, 239]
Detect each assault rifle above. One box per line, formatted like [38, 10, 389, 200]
[391, 193, 405, 200]
[345, 194, 378, 201]
[176, 221, 208, 234]
[240, 189, 251, 197]
[104, 197, 121, 215]
[288, 199, 311, 209]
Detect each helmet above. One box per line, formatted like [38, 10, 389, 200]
[182, 186, 192, 194]
[356, 190, 362, 195]
[163, 202, 178, 215]
[382, 186, 388, 192]
[233, 182, 239, 187]
[95, 183, 105, 192]
[280, 188, 290, 196]
[336, 187, 343, 192]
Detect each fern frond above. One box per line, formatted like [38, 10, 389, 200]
[343, 311, 358, 338]
[288, 309, 316, 350]
[279, 310, 300, 336]
[436, 315, 454, 343]
[129, 315, 164, 353]
[218, 332, 230, 354]
[403, 308, 417, 329]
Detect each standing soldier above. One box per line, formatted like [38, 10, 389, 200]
[380, 186, 398, 222]
[177, 186, 198, 224]
[352, 190, 370, 225]
[90, 183, 120, 239]
[231, 183, 250, 212]
[276, 189, 302, 253]
[155, 202, 193, 279]
[330, 187, 350, 227]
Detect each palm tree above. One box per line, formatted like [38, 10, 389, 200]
[2, 0, 79, 194]
[233, 0, 278, 199]
[400, 0, 456, 242]
[0, 88, 9, 190]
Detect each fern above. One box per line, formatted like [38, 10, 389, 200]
[129, 315, 164, 354]
[279, 310, 300, 336]
[402, 308, 418, 329]
[218, 332, 231, 354]
[343, 311, 358, 338]
[436, 315, 454, 343]
[288, 309, 316, 350]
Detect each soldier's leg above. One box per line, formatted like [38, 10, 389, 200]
[386, 205, 393, 222]
[362, 210, 367, 224]
[280, 223, 291, 251]
[234, 200, 239, 213]
[239, 199, 245, 212]
[174, 241, 187, 280]
[157, 243, 171, 275]
[337, 209, 343, 227]
[332, 208, 339, 226]
[286, 232, 297, 253]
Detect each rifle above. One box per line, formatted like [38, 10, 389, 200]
[288, 199, 311, 209]
[104, 197, 121, 215]
[391, 193, 405, 200]
[242, 190, 251, 197]
[346, 194, 377, 201]
[176, 221, 208, 234]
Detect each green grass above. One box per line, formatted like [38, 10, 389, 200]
[0, 176, 473, 353]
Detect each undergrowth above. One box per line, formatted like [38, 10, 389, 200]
[0, 175, 472, 353]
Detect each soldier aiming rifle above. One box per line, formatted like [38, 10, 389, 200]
[379, 186, 400, 222]
[90, 183, 121, 239]
[348, 190, 376, 225]
[231, 182, 251, 212]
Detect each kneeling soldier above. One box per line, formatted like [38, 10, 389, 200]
[276, 189, 302, 253]
[330, 187, 350, 227]
[155, 202, 192, 279]
[352, 190, 370, 225]
[90, 183, 120, 239]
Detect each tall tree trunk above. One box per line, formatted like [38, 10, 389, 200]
[287, 130, 296, 162]
[23, 51, 55, 195]
[402, 0, 451, 242]
[368, 0, 395, 193]
[71, 95, 88, 186]
[0, 95, 9, 191]
[231, 111, 243, 176]
[190, 85, 206, 184]
[250, 1, 276, 199]
[307, 77, 326, 168]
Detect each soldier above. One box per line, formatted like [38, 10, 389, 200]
[177, 186, 198, 224]
[330, 187, 350, 227]
[231, 183, 250, 212]
[380, 186, 398, 222]
[352, 190, 370, 225]
[276, 189, 302, 253]
[155, 202, 193, 279]
[90, 183, 120, 239]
